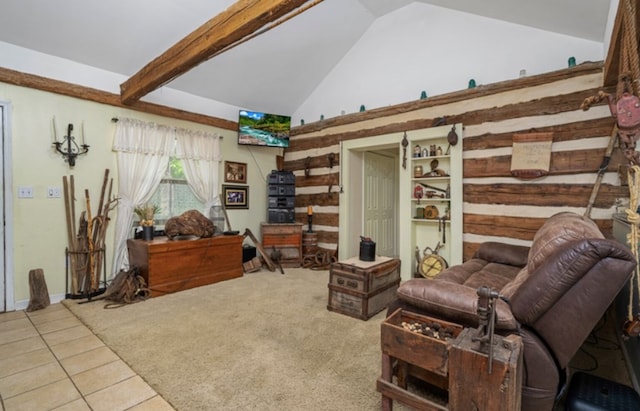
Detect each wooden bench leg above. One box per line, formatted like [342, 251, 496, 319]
[381, 353, 393, 411]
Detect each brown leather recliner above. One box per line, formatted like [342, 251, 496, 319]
[390, 212, 636, 411]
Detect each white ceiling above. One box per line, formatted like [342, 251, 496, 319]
[0, 0, 613, 115]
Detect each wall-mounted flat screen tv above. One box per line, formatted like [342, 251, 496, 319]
[238, 110, 291, 148]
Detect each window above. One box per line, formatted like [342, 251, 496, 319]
[148, 157, 203, 225]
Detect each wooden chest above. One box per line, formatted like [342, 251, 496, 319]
[260, 223, 303, 268]
[327, 257, 401, 320]
[127, 235, 243, 297]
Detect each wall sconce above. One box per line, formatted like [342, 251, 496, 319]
[53, 123, 89, 167]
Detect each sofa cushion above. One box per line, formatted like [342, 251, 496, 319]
[526, 212, 603, 274]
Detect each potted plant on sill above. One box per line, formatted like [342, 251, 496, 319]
[134, 203, 160, 241]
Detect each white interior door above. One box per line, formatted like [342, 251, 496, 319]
[363, 151, 396, 257]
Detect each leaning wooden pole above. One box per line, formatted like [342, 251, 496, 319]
[62, 176, 77, 294]
[85, 189, 96, 291]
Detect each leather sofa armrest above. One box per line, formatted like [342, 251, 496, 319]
[397, 279, 519, 330]
[474, 242, 530, 267]
[510, 238, 635, 325]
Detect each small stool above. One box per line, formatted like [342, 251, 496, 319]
[565, 372, 640, 411]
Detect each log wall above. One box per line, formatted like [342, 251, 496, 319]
[284, 62, 628, 260]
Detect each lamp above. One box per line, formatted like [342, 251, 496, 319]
[53, 123, 89, 167]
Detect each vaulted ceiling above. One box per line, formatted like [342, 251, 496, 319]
[0, 1, 617, 115]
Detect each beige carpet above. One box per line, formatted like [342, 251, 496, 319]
[64, 268, 399, 410]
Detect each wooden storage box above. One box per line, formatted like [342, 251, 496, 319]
[260, 223, 303, 267]
[127, 235, 243, 297]
[381, 308, 463, 377]
[327, 257, 401, 320]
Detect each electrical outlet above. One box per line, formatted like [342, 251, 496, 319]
[47, 186, 61, 198]
[18, 186, 34, 198]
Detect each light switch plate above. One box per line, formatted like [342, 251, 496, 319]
[47, 186, 61, 198]
[18, 186, 34, 198]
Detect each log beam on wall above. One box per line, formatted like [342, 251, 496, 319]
[120, 0, 312, 104]
[0, 66, 237, 131]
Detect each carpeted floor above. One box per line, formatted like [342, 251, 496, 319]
[64, 268, 395, 410]
[63, 267, 633, 411]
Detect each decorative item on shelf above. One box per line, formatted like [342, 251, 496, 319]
[52, 119, 89, 168]
[414, 185, 424, 204]
[134, 203, 159, 241]
[468, 79, 477, 88]
[420, 91, 428, 99]
[320, 114, 324, 120]
[519, 69, 527, 77]
[307, 205, 313, 233]
[414, 165, 423, 178]
[414, 144, 421, 158]
[422, 147, 429, 157]
[300, 119, 305, 125]
[568, 56, 576, 67]
[429, 144, 436, 156]
[423, 205, 439, 219]
[429, 159, 448, 176]
[436, 146, 443, 156]
[360, 104, 366, 112]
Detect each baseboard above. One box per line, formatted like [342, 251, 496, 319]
[13, 293, 66, 312]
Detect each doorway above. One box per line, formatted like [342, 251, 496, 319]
[1, 100, 14, 312]
[339, 133, 408, 277]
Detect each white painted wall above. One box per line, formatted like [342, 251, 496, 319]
[292, 2, 605, 124]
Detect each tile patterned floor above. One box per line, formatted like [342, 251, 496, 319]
[0, 303, 176, 411]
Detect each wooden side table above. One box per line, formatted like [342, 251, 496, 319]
[260, 223, 303, 267]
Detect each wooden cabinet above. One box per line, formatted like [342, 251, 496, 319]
[406, 124, 463, 276]
[260, 223, 303, 268]
[127, 235, 243, 297]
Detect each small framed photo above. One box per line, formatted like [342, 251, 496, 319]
[224, 161, 247, 184]
[222, 185, 249, 209]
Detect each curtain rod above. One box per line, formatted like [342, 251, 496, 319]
[111, 117, 223, 138]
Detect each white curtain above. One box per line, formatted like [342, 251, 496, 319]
[111, 118, 173, 272]
[175, 128, 222, 214]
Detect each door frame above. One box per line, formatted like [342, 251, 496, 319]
[339, 132, 411, 279]
[1, 100, 15, 312]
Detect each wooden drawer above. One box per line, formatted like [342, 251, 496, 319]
[381, 309, 463, 376]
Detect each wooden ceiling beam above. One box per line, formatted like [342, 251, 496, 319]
[603, 0, 640, 87]
[120, 0, 312, 105]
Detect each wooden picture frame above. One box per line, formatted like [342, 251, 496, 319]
[224, 161, 247, 184]
[222, 185, 249, 209]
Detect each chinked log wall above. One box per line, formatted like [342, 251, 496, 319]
[284, 62, 628, 260]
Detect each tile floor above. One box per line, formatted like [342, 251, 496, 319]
[0, 303, 176, 411]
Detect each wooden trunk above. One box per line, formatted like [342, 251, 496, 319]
[260, 223, 303, 267]
[327, 257, 401, 320]
[127, 235, 243, 297]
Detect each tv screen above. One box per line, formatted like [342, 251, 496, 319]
[238, 110, 291, 148]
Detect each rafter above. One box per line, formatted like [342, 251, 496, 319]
[120, 0, 316, 104]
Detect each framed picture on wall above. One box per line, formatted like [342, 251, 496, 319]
[224, 161, 247, 184]
[222, 185, 249, 209]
